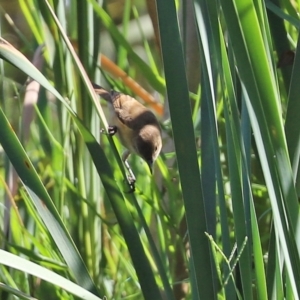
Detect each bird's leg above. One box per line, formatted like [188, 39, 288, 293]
[99, 127, 135, 190]
[124, 160, 136, 183]
[122, 150, 136, 190]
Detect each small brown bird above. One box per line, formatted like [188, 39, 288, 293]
[93, 83, 162, 183]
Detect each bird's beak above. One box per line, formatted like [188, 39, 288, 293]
[147, 160, 153, 174]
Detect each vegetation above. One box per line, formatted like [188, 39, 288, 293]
[0, 0, 300, 299]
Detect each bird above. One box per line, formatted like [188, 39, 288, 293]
[93, 83, 162, 186]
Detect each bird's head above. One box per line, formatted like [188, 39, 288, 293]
[135, 125, 162, 174]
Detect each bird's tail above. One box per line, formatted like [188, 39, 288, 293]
[92, 82, 113, 102]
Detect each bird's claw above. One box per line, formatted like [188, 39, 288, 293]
[100, 125, 118, 135]
[127, 177, 136, 193]
[108, 125, 117, 136]
[124, 160, 136, 192]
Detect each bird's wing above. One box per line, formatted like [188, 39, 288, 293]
[93, 85, 158, 129]
[115, 103, 157, 130]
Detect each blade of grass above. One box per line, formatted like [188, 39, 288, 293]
[41, 4, 165, 298]
[73, 119, 163, 300]
[0, 102, 100, 295]
[130, 196, 175, 300]
[265, 1, 300, 28]
[0, 250, 102, 300]
[285, 34, 300, 177]
[194, 2, 229, 297]
[156, 0, 215, 298]
[0, 282, 37, 300]
[220, 0, 300, 296]
[88, 0, 165, 94]
[218, 23, 254, 300]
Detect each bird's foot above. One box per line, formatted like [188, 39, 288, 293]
[124, 160, 136, 192]
[108, 125, 117, 136]
[127, 179, 135, 193]
[100, 125, 117, 136]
